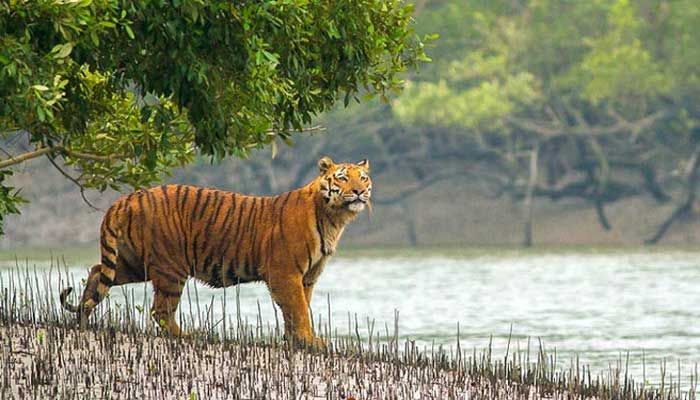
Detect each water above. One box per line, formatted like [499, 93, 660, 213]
[2, 247, 700, 387]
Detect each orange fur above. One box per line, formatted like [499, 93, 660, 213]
[60, 157, 372, 346]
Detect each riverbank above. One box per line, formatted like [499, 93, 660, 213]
[1, 255, 697, 399]
[1, 321, 694, 400]
[0, 323, 534, 400]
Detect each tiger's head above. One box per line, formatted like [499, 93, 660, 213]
[317, 156, 372, 213]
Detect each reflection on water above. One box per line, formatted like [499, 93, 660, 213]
[2, 248, 699, 386]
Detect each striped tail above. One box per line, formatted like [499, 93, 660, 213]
[59, 287, 80, 313]
[59, 263, 109, 321]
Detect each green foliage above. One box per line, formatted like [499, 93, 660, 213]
[0, 0, 427, 234]
[0, 170, 26, 236]
[393, 0, 700, 133]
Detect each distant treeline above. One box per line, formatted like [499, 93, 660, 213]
[5, 0, 700, 247]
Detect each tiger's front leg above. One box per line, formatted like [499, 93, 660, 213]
[268, 273, 324, 348]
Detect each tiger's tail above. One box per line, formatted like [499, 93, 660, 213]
[60, 264, 105, 317]
[60, 213, 121, 320]
[59, 287, 80, 313]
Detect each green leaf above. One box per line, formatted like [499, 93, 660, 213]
[143, 93, 160, 106]
[52, 43, 74, 59]
[125, 25, 135, 40]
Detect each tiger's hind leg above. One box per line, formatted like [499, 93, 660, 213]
[60, 259, 119, 326]
[60, 236, 146, 327]
[150, 272, 186, 337]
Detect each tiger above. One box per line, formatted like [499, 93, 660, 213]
[60, 156, 372, 347]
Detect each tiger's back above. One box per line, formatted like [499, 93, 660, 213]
[106, 185, 321, 287]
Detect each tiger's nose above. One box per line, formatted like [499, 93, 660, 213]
[352, 189, 365, 195]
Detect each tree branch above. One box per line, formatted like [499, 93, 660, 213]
[46, 155, 101, 211]
[0, 145, 123, 169]
[372, 169, 468, 205]
[0, 147, 54, 169]
[646, 144, 700, 245]
[508, 109, 668, 139]
[266, 125, 326, 136]
[62, 149, 119, 162]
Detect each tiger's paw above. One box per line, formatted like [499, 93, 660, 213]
[309, 336, 327, 350]
[285, 334, 327, 350]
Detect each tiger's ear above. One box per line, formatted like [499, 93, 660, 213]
[318, 156, 334, 174]
[357, 159, 370, 171]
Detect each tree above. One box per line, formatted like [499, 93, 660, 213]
[0, 0, 429, 234]
[392, 0, 700, 245]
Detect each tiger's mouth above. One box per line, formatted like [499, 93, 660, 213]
[344, 198, 367, 212]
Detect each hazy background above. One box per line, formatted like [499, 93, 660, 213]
[4, 0, 700, 249]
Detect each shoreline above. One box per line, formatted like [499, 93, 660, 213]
[0, 323, 533, 400]
[1, 322, 693, 400]
[5, 243, 700, 263]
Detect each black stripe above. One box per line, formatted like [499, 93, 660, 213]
[249, 198, 265, 270]
[229, 197, 249, 273]
[191, 232, 200, 273]
[173, 185, 183, 208]
[179, 186, 191, 218]
[217, 206, 240, 282]
[101, 237, 116, 255]
[194, 188, 208, 221]
[99, 273, 113, 286]
[147, 189, 161, 267]
[203, 192, 223, 237]
[240, 198, 258, 274]
[104, 223, 117, 238]
[125, 205, 135, 249]
[91, 290, 102, 302]
[226, 200, 244, 269]
[136, 192, 147, 259]
[102, 256, 117, 270]
[315, 208, 327, 255]
[211, 192, 225, 221]
[178, 186, 194, 269]
[209, 264, 224, 288]
[202, 255, 213, 274]
[277, 192, 292, 235]
[146, 187, 157, 210]
[226, 262, 239, 284]
[160, 185, 171, 214]
[246, 198, 258, 231]
[192, 187, 204, 218]
[160, 185, 177, 241]
[197, 194, 225, 268]
[215, 196, 237, 254]
[103, 210, 117, 237]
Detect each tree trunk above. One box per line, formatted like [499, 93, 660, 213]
[640, 164, 671, 203]
[646, 145, 700, 245]
[523, 147, 539, 247]
[400, 201, 418, 247]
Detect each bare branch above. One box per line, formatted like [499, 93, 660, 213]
[507, 116, 561, 137]
[372, 169, 468, 205]
[266, 125, 326, 136]
[62, 149, 120, 163]
[509, 109, 668, 139]
[0, 147, 54, 169]
[0, 144, 124, 170]
[46, 155, 102, 211]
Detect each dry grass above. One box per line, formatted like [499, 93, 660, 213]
[0, 258, 698, 400]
